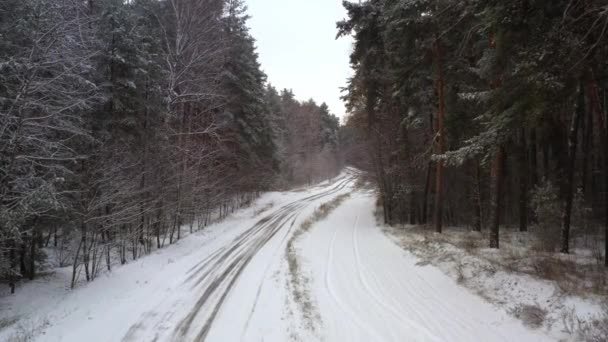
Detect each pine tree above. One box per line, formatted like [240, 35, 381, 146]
[0, 0, 101, 290]
[221, 0, 278, 189]
[340, 0, 608, 256]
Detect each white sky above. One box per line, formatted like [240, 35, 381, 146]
[245, 0, 353, 120]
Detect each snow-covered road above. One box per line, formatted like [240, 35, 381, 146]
[0, 171, 554, 341]
[122, 172, 355, 342]
[299, 192, 552, 342]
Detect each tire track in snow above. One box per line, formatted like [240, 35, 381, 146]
[343, 195, 513, 342]
[188, 177, 355, 341]
[181, 173, 355, 286]
[370, 229, 493, 341]
[122, 174, 355, 342]
[351, 212, 442, 342]
[240, 213, 301, 340]
[181, 175, 355, 291]
[175, 208, 304, 341]
[349, 201, 488, 341]
[383, 256, 502, 341]
[323, 214, 385, 341]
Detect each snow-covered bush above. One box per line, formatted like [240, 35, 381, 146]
[530, 181, 561, 252]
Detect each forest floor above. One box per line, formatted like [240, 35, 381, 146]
[0, 170, 579, 341]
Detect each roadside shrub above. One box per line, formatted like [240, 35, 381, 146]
[563, 306, 608, 342]
[510, 304, 547, 329]
[530, 181, 561, 252]
[461, 235, 480, 253]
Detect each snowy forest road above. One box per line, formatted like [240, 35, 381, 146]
[298, 193, 554, 342]
[120, 171, 357, 342]
[2, 169, 555, 342]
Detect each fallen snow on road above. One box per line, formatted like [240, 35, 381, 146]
[1, 172, 555, 341]
[0, 172, 355, 342]
[297, 191, 553, 342]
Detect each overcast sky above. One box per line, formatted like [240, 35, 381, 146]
[245, 0, 353, 120]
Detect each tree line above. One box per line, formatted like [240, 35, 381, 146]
[338, 0, 608, 261]
[0, 0, 341, 292]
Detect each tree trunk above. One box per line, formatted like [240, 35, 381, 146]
[409, 189, 416, 225]
[561, 84, 584, 254]
[473, 159, 483, 232]
[581, 93, 592, 195]
[105, 231, 111, 272]
[132, 224, 138, 261]
[422, 161, 432, 225]
[140, 77, 150, 253]
[29, 228, 36, 280]
[155, 199, 163, 249]
[375, 137, 390, 224]
[120, 225, 127, 265]
[81, 222, 90, 281]
[174, 101, 189, 243]
[138, 153, 147, 253]
[45, 227, 53, 247]
[542, 144, 550, 181]
[518, 129, 529, 232]
[433, 38, 446, 234]
[589, 80, 608, 265]
[490, 146, 506, 249]
[529, 129, 539, 223]
[19, 232, 27, 279]
[71, 238, 82, 289]
[9, 239, 16, 294]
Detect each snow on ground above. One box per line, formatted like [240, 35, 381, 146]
[0, 171, 355, 342]
[0, 171, 565, 342]
[383, 222, 608, 341]
[297, 190, 552, 342]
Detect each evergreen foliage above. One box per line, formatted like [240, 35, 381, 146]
[0, 0, 342, 292]
[339, 0, 608, 257]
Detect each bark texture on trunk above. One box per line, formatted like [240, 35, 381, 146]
[561, 83, 584, 254]
[588, 81, 608, 265]
[490, 146, 506, 249]
[518, 129, 529, 232]
[433, 38, 446, 234]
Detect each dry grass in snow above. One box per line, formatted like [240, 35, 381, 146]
[285, 193, 351, 336]
[382, 220, 608, 341]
